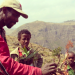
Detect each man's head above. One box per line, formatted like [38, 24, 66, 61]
[0, 7, 20, 28]
[66, 51, 75, 65]
[18, 29, 31, 48]
[0, 0, 28, 28]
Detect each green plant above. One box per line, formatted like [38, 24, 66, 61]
[52, 47, 62, 64]
[19, 47, 39, 64]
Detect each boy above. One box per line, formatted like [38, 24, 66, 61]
[10, 29, 43, 68]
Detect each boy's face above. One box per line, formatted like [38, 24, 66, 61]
[19, 33, 31, 48]
[67, 53, 75, 65]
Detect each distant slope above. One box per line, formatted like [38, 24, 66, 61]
[6, 35, 64, 66]
[9, 20, 75, 53]
[4, 27, 16, 35]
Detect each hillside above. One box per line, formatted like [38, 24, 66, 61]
[6, 20, 75, 53]
[6, 35, 65, 66]
[4, 27, 15, 35]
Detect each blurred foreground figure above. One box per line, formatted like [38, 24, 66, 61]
[57, 51, 75, 75]
[63, 51, 75, 75]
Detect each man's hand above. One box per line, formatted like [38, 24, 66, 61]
[41, 63, 57, 75]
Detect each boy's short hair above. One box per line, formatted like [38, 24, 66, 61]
[18, 29, 31, 40]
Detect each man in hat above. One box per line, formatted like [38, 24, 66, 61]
[0, 0, 57, 75]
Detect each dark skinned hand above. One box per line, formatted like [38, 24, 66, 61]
[41, 63, 57, 75]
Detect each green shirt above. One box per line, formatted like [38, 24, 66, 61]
[67, 64, 75, 75]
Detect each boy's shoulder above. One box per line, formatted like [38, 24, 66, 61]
[10, 47, 19, 55]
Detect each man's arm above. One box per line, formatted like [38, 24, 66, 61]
[0, 35, 42, 75]
[35, 53, 43, 68]
[0, 56, 42, 75]
[0, 35, 57, 75]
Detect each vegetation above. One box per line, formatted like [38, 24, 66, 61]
[52, 47, 62, 65]
[7, 35, 65, 70]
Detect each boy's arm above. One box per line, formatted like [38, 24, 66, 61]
[36, 53, 43, 68]
[30, 49, 43, 68]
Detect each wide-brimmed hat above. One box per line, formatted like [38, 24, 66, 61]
[0, 0, 28, 18]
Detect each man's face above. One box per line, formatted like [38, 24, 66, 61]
[4, 8, 20, 28]
[67, 53, 75, 65]
[19, 33, 31, 48]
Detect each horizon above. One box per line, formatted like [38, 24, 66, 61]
[4, 20, 75, 30]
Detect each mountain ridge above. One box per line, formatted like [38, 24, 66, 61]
[5, 20, 75, 54]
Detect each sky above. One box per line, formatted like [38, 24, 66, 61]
[0, 0, 75, 28]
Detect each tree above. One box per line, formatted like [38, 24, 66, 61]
[52, 47, 62, 64]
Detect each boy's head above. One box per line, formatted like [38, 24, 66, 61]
[66, 51, 75, 65]
[18, 29, 31, 48]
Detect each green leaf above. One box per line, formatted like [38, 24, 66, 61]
[21, 47, 30, 57]
[20, 47, 39, 61]
[26, 51, 37, 59]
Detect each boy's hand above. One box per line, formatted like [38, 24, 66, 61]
[41, 63, 57, 75]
